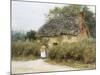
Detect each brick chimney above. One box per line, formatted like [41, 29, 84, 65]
[78, 9, 90, 39]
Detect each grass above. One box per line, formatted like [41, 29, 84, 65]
[45, 59, 96, 69]
[12, 40, 41, 60]
[12, 55, 39, 61]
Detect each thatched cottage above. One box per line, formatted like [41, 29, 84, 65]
[36, 12, 90, 48]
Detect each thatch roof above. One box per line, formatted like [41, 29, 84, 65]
[36, 16, 80, 37]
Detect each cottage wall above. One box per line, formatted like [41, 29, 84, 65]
[44, 35, 79, 48]
[62, 35, 78, 43]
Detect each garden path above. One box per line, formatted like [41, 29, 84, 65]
[12, 59, 76, 74]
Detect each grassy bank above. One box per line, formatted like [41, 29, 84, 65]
[12, 55, 39, 61]
[11, 40, 41, 61]
[45, 59, 96, 69]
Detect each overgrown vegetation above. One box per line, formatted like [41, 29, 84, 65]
[48, 39, 96, 64]
[12, 31, 26, 41]
[25, 30, 36, 41]
[45, 58, 96, 68]
[12, 30, 36, 41]
[11, 40, 41, 60]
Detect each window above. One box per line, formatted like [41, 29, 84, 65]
[53, 42, 58, 45]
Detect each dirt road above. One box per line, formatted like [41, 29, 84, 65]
[12, 59, 76, 74]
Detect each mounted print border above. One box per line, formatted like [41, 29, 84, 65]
[11, 0, 96, 74]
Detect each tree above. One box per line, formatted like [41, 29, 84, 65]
[83, 6, 96, 38]
[12, 31, 25, 41]
[26, 30, 36, 41]
[44, 5, 96, 38]
[47, 5, 81, 20]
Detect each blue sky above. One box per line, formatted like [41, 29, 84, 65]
[12, 1, 95, 32]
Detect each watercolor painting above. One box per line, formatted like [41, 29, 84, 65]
[11, 0, 96, 74]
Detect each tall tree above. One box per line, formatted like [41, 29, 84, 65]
[45, 5, 96, 38]
[26, 30, 36, 41]
[83, 6, 96, 38]
[12, 31, 25, 41]
[47, 5, 81, 20]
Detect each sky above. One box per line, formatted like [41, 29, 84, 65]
[12, 1, 95, 32]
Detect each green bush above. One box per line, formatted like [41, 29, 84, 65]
[82, 44, 96, 63]
[80, 39, 96, 63]
[11, 40, 41, 58]
[48, 39, 96, 63]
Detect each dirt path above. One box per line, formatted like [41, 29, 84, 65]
[12, 59, 76, 74]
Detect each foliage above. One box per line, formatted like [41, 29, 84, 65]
[47, 5, 81, 19]
[12, 40, 41, 59]
[48, 39, 96, 63]
[25, 30, 36, 41]
[83, 6, 96, 38]
[12, 31, 25, 41]
[46, 59, 95, 68]
[37, 5, 95, 38]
